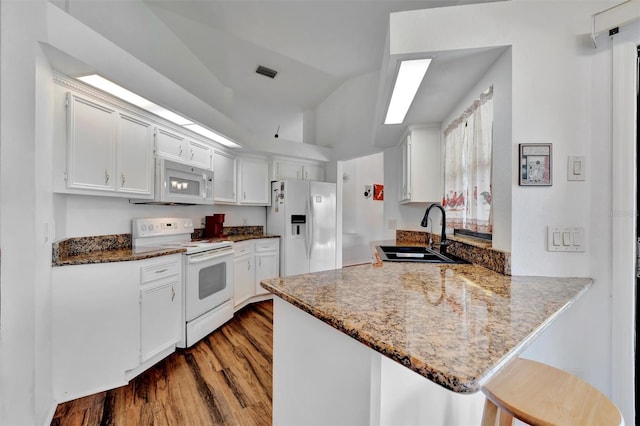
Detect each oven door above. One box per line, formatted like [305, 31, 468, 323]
[184, 248, 234, 322]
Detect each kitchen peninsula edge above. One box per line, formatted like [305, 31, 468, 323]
[260, 261, 592, 424]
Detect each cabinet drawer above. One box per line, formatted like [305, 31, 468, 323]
[255, 239, 279, 252]
[233, 241, 254, 257]
[140, 259, 180, 284]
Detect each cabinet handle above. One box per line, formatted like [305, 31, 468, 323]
[247, 260, 250, 270]
[155, 268, 168, 274]
[121, 173, 126, 186]
[179, 146, 183, 156]
[171, 286, 175, 301]
[105, 169, 110, 184]
[191, 150, 194, 160]
[243, 192, 246, 200]
[259, 258, 262, 267]
[305, 171, 308, 179]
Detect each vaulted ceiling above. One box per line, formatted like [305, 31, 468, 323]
[142, 0, 503, 149]
[50, 0, 504, 153]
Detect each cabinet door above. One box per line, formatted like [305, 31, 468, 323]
[239, 158, 270, 205]
[303, 164, 325, 181]
[399, 135, 411, 202]
[155, 127, 187, 162]
[117, 112, 153, 196]
[213, 150, 237, 203]
[234, 253, 255, 308]
[274, 160, 303, 180]
[66, 93, 116, 191]
[188, 140, 212, 170]
[140, 279, 180, 362]
[255, 251, 279, 296]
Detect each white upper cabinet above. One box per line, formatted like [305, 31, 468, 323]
[66, 93, 117, 192]
[303, 164, 325, 181]
[155, 129, 212, 170]
[65, 93, 153, 198]
[273, 160, 303, 180]
[238, 157, 270, 205]
[187, 139, 212, 170]
[272, 159, 325, 181]
[399, 127, 442, 204]
[213, 150, 237, 204]
[155, 127, 187, 163]
[116, 112, 154, 195]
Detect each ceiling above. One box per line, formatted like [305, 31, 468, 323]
[140, 0, 503, 149]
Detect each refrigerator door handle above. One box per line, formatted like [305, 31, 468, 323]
[304, 196, 311, 258]
[308, 196, 314, 259]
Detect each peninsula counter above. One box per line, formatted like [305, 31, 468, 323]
[261, 261, 592, 425]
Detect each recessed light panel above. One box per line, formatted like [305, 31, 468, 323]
[384, 59, 432, 125]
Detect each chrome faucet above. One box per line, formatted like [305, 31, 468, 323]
[420, 203, 450, 253]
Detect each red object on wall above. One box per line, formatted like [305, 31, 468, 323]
[373, 184, 384, 201]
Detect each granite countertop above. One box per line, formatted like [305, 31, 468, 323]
[53, 247, 186, 266]
[260, 261, 592, 393]
[52, 227, 280, 266]
[224, 234, 280, 243]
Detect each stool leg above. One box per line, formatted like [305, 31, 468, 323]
[481, 399, 514, 426]
[481, 399, 498, 426]
[498, 409, 514, 426]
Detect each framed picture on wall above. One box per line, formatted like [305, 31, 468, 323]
[519, 143, 552, 186]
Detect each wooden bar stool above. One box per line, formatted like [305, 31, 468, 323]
[481, 358, 623, 426]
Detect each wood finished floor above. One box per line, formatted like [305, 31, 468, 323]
[51, 300, 273, 426]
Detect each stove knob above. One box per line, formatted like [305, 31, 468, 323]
[141, 224, 147, 232]
[148, 224, 154, 231]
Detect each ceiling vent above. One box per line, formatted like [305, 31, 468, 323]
[256, 65, 278, 79]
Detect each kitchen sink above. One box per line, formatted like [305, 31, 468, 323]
[376, 245, 468, 264]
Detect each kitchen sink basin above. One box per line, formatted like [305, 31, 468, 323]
[376, 245, 468, 264]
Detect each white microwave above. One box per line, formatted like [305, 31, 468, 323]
[131, 159, 214, 205]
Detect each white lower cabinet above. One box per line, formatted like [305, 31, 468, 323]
[139, 258, 181, 364]
[233, 239, 279, 310]
[52, 261, 140, 402]
[52, 254, 182, 402]
[234, 241, 255, 309]
[255, 239, 279, 296]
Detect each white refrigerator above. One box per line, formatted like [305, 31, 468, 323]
[267, 180, 337, 277]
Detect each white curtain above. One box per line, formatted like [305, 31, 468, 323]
[443, 87, 493, 234]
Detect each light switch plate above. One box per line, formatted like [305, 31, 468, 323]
[567, 156, 585, 181]
[547, 226, 585, 252]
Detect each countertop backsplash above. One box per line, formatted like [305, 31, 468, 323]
[396, 229, 511, 275]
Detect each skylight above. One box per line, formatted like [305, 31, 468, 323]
[76, 74, 241, 148]
[384, 59, 432, 125]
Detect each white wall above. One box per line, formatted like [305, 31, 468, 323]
[0, 1, 54, 424]
[389, 0, 624, 421]
[440, 47, 512, 252]
[341, 153, 385, 265]
[54, 194, 267, 239]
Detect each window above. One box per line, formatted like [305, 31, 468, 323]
[443, 86, 493, 238]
